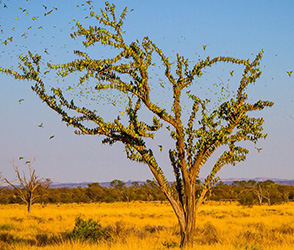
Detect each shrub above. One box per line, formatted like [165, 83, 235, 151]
[0, 224, 14, 231]
[273, 224, 294, 235]
[65, 216, 111, 242]
[199, 222, 220, 245]
[35, 233, 61, 246]
[36, 234, 49, 246]
[144, 225, 167, 233]
[162, 240, 178, 248]
[0, 233, 14, 243]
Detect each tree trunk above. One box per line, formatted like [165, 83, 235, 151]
[179, 185, 198, 248]
[257, 194, 263, 205]
[27, 192, 32, 214]
[180, 211, 197, 248]
[27, 201, 31, 214]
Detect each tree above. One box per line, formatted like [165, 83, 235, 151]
[1, 161, 50, 213]
[86, 182, 105, 203]
[110, 179, 125, 190]
[240, 180, 264, 205]
[0, 172, 3, 186]
[278, 185, 292, 203]
[243, 180, 280, 206]
[0, 2, 273, 247]
[258, 180, 279, 206]
[109, 179, 129, 201]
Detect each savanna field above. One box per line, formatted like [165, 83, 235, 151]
[0, 201, 294, 250]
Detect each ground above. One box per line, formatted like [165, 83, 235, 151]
[0, 201, 294, 249]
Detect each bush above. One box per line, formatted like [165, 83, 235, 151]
[0, 224, 14, 231]
[35, 233, 61, 246]
[65, 216, 111, 242]
[200, 222, 220, 245]
[0, 233, 15, 244]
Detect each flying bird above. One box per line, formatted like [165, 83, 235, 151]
[49, 135, 55, 140]
[19, 156, 24, 160]
[25, 161, 31, 164]
[202, 44, 207, 50]
[18, 99, 24, 103]
[38, 123, 44, 128]
[287, 71, 293, 77]
[44, 10, 53, 16]
[255, 147, 262, 153]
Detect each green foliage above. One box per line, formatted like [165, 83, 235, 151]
[1, 180, 292, 206]
[0, 233, 15, 244]
[65, 216, 111, 242]
[35, 233, 61, 247]
[0, 224, 14, 231]
[110, 179, 125, 189]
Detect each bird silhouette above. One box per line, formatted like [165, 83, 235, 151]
[44, 10, 53, 16]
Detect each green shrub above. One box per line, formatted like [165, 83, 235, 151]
[0, 233, 14, 243]
[36, 233, 61, 246]
[0, 224, 14, 231]
[65, 216, 111, 242]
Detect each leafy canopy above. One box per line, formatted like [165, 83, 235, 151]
[0, 2, 273, 206]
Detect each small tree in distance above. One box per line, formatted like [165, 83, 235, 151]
[0, 2, 273, 247]
[1, 160, 50, 214]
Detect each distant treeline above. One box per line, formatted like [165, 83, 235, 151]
[0, 179, 293, 206]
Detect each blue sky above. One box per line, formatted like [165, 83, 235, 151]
[0, 0, 293, 183]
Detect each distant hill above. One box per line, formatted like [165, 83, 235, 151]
[49, 178, 294, 189]
[218, 177, 294, 186]
[49, 180, 146, 189]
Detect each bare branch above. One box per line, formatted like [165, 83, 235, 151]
[2, 160, 47, 213]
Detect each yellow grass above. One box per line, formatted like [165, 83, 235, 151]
[0, 201, 294, 249]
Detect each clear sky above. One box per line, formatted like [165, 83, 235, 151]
[0, 0, 293, 183]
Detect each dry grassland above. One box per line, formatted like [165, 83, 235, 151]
[0, 201, 294, 249]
